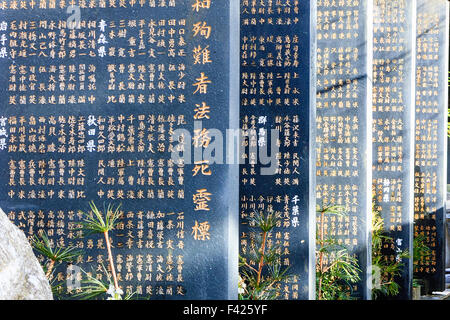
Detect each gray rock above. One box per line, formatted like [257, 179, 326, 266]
[0, 208, 53, 300]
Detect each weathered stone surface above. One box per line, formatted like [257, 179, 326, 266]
[0, 208, 53, 300]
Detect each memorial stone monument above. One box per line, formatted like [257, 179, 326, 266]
[0, 0, 447, 300]
[372, 0, 415, 300]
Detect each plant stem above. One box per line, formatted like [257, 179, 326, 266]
[46, 260, 55, 279]
[104, 231, 119, 290]
[256, 231, 267, 287]
[244, 262, 258, 274]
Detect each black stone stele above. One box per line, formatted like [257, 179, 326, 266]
[315, 0, 373, 299]
[372, 0, 415, 300]
[0, 1, 237, 299]
[413, 0, 448, 294]
[239, 0, 316, 300]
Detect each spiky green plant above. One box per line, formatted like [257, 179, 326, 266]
[73, 263, 137, 300]
[413, 234, 432, 267]
[73, 267, 110, 300]
[412, 234, 432, 288]
[239, 209, 291, 300]
[78, 202, 122, 236]
[31, 231, 82, 298]
[371, 204, 409, 299]
[32, 231, 81, 278]
[316, 206, 361, 300]
[78, 201, 122, 293]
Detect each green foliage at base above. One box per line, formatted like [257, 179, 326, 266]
[239, 210, 291, 300]
[316, 206, 361, 300]
[371, 204, 409, 300]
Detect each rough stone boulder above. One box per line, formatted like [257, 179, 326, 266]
[0, 208, 53, 300]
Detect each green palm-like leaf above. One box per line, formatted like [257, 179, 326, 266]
[318, 205, 347, 217]
[239, 209, 290, 300]
[413, 234, 432, 266]
[248, 209, 279, 233]
[371, 201, 410, 299]
[73, 265, 110, 300]
[32, 231, 81, 263]
[316, 205, 362, 300]
[78, 201, 122, 235]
